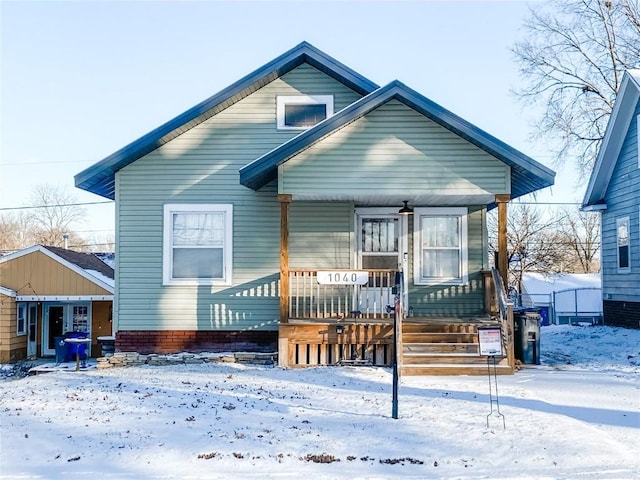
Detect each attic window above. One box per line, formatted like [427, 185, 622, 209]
[276, 95, 333, 130]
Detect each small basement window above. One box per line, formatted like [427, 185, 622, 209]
[276, 95, 334, 130]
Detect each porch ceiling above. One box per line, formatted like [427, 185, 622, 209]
[286, 192, 496, 207]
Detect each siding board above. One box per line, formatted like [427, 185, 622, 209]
[601, 104, 640, 302]
[117, 65, 362, 331]
[281, 100, 510, 197]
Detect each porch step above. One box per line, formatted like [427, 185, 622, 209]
[403, 332, 478, 343]
[400, 318, 511, 376]
[401, 362, 512, 376]
[403, 342, 479, 354]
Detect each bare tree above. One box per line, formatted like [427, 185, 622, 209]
[26, 184, 86, 247]
[0, 211, 31, 251]
[556, 208, 601, 273]
[489, 204, 566, 292]
[513, 0, 640, 177]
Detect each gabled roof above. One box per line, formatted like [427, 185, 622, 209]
[0, 245, 114, 293]
[240, 80, 555, 199]
[582, 70, 640, 209]
[74, 42, 379, 200]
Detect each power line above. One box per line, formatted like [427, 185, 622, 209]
[0, 201, 113, 211]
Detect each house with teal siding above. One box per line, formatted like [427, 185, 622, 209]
[76, 42, 555, 374]
[583, 70, 640, 330]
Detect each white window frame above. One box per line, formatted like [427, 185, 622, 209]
[637, 114, 639, 168]
[276, 95, 334, 130]
[17, 302, 27, 336]
[616, 216, 630, 273]
[413, 207, 469, 286]
[163, 204, 233, 286]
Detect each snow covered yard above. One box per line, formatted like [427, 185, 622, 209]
[1, 325, 638, 479]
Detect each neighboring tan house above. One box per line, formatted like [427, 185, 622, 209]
[583, 70, 640, 329]
[0, 245, 114, 363]
[75, 42, 555, 374]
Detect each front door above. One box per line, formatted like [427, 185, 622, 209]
[356, 209, 406, 315]
[43, 305, 65, 356]
[27, 303, 37, 357]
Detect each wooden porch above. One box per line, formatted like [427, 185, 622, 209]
[277, 194, 514, 375]
[279, 268, 515, 375]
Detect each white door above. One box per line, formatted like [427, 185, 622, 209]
[356, 209, 406, 315]
[27, 303, 37, 357]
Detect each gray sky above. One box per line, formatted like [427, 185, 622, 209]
[1, 0, 576, 243]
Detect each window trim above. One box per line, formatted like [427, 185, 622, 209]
[616, 216, 630, 273]
[17, 302, 27, 336]
[276, 95, 334, 130]
[163, 204, 233, 286]
[413, 207, 469, 286]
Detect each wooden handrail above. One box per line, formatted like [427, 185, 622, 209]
[491, 268, 515, 369]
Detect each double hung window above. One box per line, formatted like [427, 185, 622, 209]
[163, 204, 233, 285]
[414, 208, 468, 285]
[617, 216, 630, 272]
[17, 303, 26, 335]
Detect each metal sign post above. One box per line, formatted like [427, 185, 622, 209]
[389, 271, 403, 420]
[478, 326, 506, 429]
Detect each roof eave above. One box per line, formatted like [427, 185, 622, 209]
[75, 42, 379, 199]
[582, 70, 640, 208]
[241, 81, 555, 196]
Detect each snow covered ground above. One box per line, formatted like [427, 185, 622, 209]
[1, 325, 638, 479]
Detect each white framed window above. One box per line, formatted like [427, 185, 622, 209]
[617, 216, 630, 272]
[276, 95, 333, 130]
[17, 303, 27, 336]
[637, 114, 639, 168]
[163, 204, 233, 286]
[413, 207, 468, 285]
[72, 305, 89, 333]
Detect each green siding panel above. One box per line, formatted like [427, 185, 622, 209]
[281, 100, 510, 196]
[117, 64, 362, 331]
[289, 202, 353, 269]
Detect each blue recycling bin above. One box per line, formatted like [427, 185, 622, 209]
[54, 336, 67, 363]
[65, 332, 89, 362]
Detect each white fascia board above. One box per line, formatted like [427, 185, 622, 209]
[582, 72, 640, 207]
[0, 286, 17, 297]
[581, 204, 607, 212]
[15, 295, 114, 302]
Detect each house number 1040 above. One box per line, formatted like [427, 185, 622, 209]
[316, 271, 369, 285]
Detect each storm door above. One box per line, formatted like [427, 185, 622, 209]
[27, 303, 37, 357]
[356, 210, 404, 316]
[42, 305, 65, 356]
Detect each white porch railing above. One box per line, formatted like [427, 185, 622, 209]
[288, 269, 397, 320]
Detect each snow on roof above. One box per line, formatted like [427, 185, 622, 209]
[521, 273, 602, 314]
[84, 269, 115, 288]
[521, 273, 601, 296]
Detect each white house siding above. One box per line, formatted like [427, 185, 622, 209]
[116, 64, 363, 331]
[280, 100, 510, 198]
[601, 102, 640, 303]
